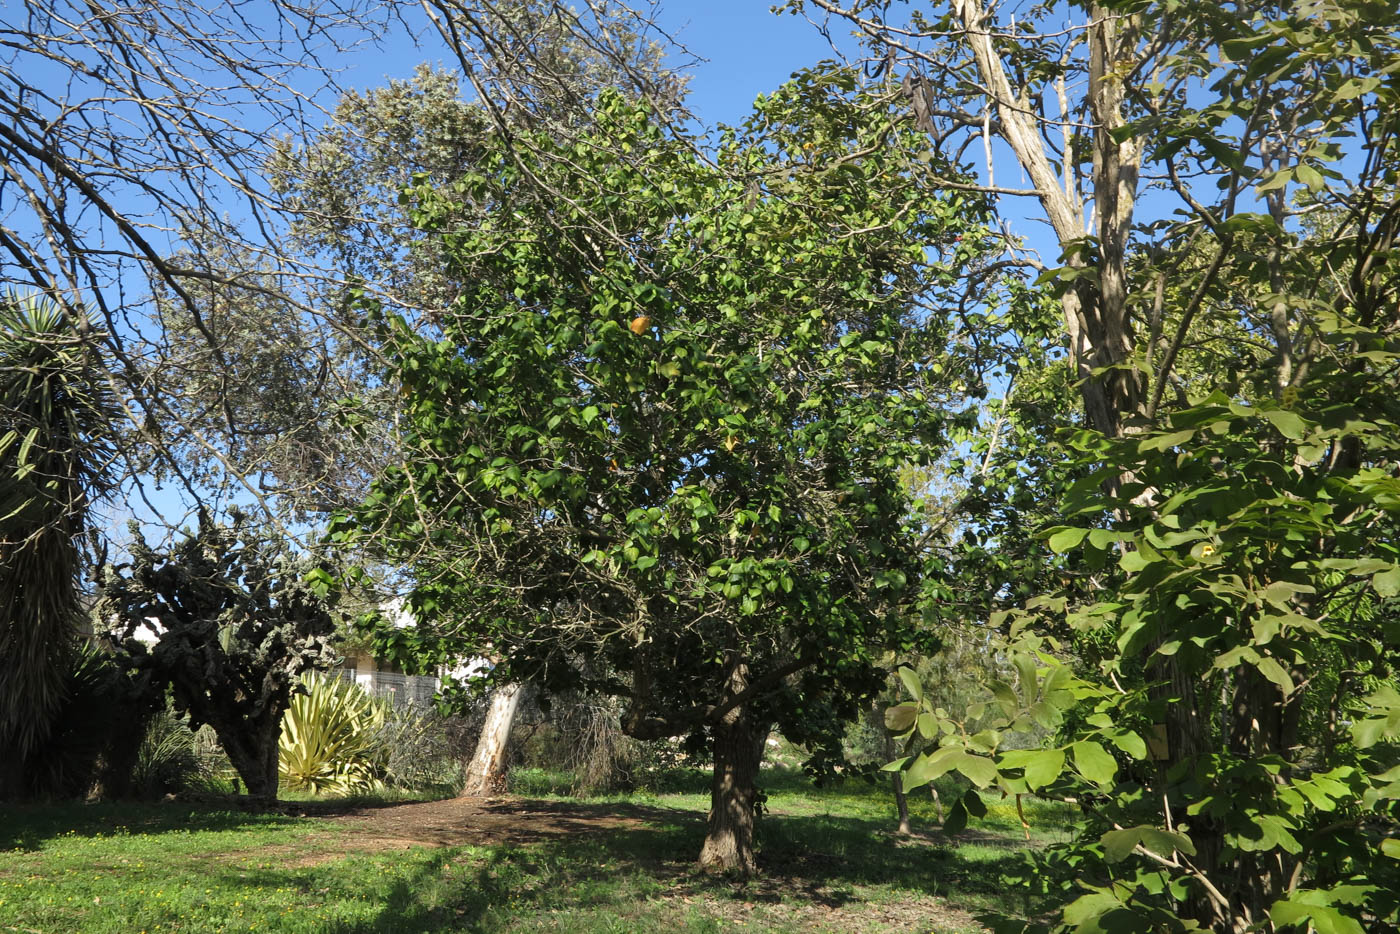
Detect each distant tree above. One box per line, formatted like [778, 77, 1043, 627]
[335, 77, 1001, 873]
[98, 514, 340, 802]
[0, 295, 118, 796]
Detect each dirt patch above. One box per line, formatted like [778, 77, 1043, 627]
[301, 795, 698, 850]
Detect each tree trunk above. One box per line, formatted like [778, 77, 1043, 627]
[461, 682, 524, 797]
[884, 732, 911, 834]
[698, 713, 766, 875]
[892, 771, 912, 835]
[216, 716, 280, 803]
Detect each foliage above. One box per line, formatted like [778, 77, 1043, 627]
[130, 712, 210, 799]
[97, 513, 341, 801]
[786, 0, 1400, 926]
[279, 672, 390, 795]
[11, 644, 160, 800]
[372, 706, 475, 793]
[2, 0, 687, 525]
[0, 296, 119, 773]
[891, 355, 1400, 932]
[335, 74, 1001, 869]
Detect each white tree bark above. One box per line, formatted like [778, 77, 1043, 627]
[461, 683, 525, 797]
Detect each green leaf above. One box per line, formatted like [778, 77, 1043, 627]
[1139, 827, 1195, 858]
[1022, 747, 1065, 791]
[1072, 741, 1118, 786]
[1295, 163, 1324, 191]
[904, 745, 961, 790]
[1138, 428, 1195, 452]
[1119, 548, 1156, 573]
[1109, 731, 1148, 760]
[1100, 828, 1142, 863]
[884, 703, 917, 733]
[1373, 567, 1400, 597]
[1381, 839, 1400, 859]
[898, 665, 923, 702]
[942, 797, 969, 834]
[954, 752, 998, 788]
[1263, 408, 1308, 440]
[1048, 527, 1088, 552]
[1255, 656, 1295, 696]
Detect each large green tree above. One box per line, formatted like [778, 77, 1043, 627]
[0, 295, 118, 796]
[335, 78, 1000, 873]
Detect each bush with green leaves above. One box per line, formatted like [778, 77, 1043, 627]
[279, 672, 390, 795]
[130, 712, 208, 799]
[890, 363, 1400, 933]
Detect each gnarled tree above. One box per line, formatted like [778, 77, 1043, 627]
[98, 514, 340, 802]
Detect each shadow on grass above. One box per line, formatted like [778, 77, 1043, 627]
[196, 806, 1032, 932]
[756, 811, 1033, 908]
[0, 799, 308, 851]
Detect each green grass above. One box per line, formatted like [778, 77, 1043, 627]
[0, 770, 1072, 933]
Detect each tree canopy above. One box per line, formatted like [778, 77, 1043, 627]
[334, 78, 1003, 872]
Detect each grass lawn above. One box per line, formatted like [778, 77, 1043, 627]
[0, 769, 1072, 933]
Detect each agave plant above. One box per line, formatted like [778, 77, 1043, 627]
[279, 672, 390, 795]
[0, 294, 118, 772]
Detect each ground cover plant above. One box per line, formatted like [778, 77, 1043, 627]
[0, 769, 1072, 933]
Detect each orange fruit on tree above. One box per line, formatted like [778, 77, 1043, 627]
[629, 315, 652, 335]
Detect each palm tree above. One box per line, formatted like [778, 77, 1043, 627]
[0, 294, 118, 782]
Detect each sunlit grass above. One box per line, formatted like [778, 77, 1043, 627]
[0, 769, 1073, 933]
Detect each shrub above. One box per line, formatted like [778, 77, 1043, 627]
[279, 673, 388, 795]
[375, 706, 474, 793]
[130, 711, 207, 798]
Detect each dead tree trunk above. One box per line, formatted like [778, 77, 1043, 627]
[461, 682, 525, 797]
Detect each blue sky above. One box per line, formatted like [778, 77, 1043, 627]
[644, 1, 844, 126]
[334, 2, 845, 130]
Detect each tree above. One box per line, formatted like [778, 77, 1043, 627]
[0, 295, 118, 796]
[98, 514, 340, 802]
[461, 681, 528, 797]
[334, 77, 1000, 873]
[1, 0, 687, 527]
[784, 0, 1400, 927]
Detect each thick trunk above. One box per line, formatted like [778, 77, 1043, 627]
[217, 716, 280, 802]
[698, 713, 766, 875]
[461, 682, 524, 797]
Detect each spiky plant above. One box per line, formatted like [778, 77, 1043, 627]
[279, 672, 390, 795]
[0, 294, 118, 769]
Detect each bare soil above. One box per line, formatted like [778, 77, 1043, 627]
[311, 795, 694, 848]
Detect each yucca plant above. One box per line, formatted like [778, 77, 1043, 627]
[279, 672, 390, 795]
[0, 294, 118, 789]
